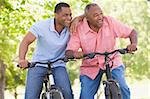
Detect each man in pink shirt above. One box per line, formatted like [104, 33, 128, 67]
[66, 3, 137, 99]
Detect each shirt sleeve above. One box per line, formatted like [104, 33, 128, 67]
[29, 23, 40, 38]
[110, 17, 133, 38]
[67, 30, 81, 51]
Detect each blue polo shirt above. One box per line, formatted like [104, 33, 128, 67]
[29, 18, 70, 68]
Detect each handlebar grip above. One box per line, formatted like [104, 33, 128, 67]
[16, 62, 32, 68]
[63, 57, 69, 62]
[17, 64, 20, 67]
[119, 48, 137, 54]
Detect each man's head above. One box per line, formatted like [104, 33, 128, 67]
[84, 3, 103, 29]
[54, 2, 72, 27]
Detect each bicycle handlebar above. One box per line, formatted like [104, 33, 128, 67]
[17, 48, 131, 68]
[17, 57, 70, 68]
[82, 48, 128, 59]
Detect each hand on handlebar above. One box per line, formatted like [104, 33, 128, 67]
[74, 51, 84, 59]
[18, 59, 29, 69]
[69, 14, 85, 33]
[127, 44, 137, 53]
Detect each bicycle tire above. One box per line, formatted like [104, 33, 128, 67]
[49, 88, 64, 99]
[109, 81, 121, 99]
[41, 93, 47, 99]
[104, 80, 122, 99]
[43, 86, 64, 99]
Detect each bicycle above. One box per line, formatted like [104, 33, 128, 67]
[67, 48, 130, 99]
[17, 58, 69, 99]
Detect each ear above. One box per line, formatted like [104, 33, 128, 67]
[85, 15, 89, 20]
[84, 13, 89, 18]
[54, 13, 57, 17]
[55, 13, 59, 19]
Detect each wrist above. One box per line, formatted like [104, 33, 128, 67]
[131, 43, 137, 46]
[19, 58, 26, 62]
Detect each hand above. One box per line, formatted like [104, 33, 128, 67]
[74, 52, 84, 59]
[70, 15, 85, 33]
[70, 17, 79, 33]
[18, 59, 29, 69]
[127, 44, 137, 53]
[65, 50, 74, 59]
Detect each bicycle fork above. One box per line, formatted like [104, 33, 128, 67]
[103, 60, 122, 99]
[46, 69, 55, 99]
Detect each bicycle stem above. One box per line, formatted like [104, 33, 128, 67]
[104, 54, 112, 80]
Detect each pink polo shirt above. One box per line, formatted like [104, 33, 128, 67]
[67, 16, 133, 79]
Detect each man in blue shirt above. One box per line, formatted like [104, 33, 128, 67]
[18, 2, 73, 99]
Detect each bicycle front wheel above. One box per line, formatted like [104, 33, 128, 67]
[109, 82, 122, 99]
[41, 93, 47, 99]
[104, 80, 122, 99]
[49, 88, 64, 99]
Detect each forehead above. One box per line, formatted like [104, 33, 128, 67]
[59, 7, 71, 14]
[88, 5, 102, 14]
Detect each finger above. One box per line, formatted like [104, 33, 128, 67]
[74, 24, 77, 33]
[20, 65, 25, 68]
[130, 47, 136, 52]
[133, 47, 137, 51]
[128, 47, 132, 51]
[71, 26, 76, 34]
[20, 63, 27, 68]
[70, 26, 73, 33]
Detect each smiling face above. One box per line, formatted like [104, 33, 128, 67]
[55, 7, 72, 28]
[85, 5, 103, 29]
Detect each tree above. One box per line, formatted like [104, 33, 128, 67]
[101, 0, 150, 80]
[1, 0, 150, 98]
[0, 0, 91, 98]
[0, 0, 35, 98]
[95, 0, 150, 98]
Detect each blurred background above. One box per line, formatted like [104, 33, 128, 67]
[0, 0, 150, 99]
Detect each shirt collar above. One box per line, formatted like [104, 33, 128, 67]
[82, 18, 91, 34]
[49, 18, 56, 32]
[49, 18, 69, 36]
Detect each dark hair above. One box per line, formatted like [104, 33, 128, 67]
[54, 2, 70, 13]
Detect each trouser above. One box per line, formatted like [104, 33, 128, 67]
[25, 66, 74, 99]
[80, 65, 130, 99]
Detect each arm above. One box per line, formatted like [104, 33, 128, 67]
[19, 31, 36, 68]
[70, 14, 85, 33]
[127, 29, 138, 52]
[65, 27, 84, 58]
[110, 17, 138, 52]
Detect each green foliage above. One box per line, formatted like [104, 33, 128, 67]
[5, 64, 26, 90]
[101, 0, 150, 79]
[0, 0, 150, 98]
[0, 1, 31, 94]
[67, 60, 81, 85]
[0, 0, 89, 94]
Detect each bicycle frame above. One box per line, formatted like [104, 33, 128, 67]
[83, 48, 127, 79]
[26, 58, 67, 99]
[79, 48, 128, 99]
[43, 61, 64, 99]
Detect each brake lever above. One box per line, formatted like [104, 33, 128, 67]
[17, 62, 31, 68]
[124, 48, 137, 54]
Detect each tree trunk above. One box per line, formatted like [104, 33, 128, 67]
[14, 88, 18, 99]
[0, 59, 6, 99]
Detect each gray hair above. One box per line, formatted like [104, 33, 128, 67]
[84, 3, 99, 14]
